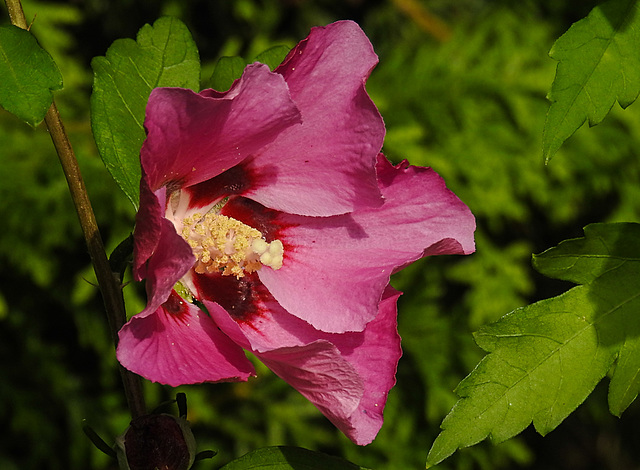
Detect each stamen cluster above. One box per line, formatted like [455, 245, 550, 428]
[181, 212, 283, 278]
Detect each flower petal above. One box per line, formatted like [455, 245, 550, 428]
[117, 291, 255, 386]
[260, 154, 476, 332]
[195, 272, 321, 352]
[201, 298, 365, 440]
[373, 155, 476, 256]
[321, 285, 402, 445]
[132, 172, 165, 282]
[142, 64, 301, 191]
[200, 281, 401, 445]
[133, 180, 195, 318]
[241, 21, 384, 216]
[258, 288, 402, 445]
[258, 342, 364, 428]
[142, 217, 194, 317]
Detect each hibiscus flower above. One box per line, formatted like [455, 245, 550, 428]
[117, 20, 475, 445]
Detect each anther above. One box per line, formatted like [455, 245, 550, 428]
[182, 213, 283, 278]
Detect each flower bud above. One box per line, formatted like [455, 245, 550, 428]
[115, 414, 196, 470]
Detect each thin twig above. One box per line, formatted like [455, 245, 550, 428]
[4, 0, 146, 419]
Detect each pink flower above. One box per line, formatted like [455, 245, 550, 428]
[117, 20, 475, 445]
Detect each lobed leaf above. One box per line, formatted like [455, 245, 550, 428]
[0, 25, 62, 125]
[427, 223, 640, 467]
[219, 446, 370, 470]
[90, 16, 200, 208]
[542, 0, 640, 162]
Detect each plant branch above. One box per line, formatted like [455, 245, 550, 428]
[5, 0, 146, 419]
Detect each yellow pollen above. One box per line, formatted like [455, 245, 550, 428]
[182, 212, 283, 278]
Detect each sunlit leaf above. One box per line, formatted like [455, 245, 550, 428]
[0, 25, 62, 125]
[220, 446, 369, 470]
[90, 16, 200, 208]
[542, 0, 640, 161]
[427, 223, 640, 467]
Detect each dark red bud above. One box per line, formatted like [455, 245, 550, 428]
[115, 414, 196, 470]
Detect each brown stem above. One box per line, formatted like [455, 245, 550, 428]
[5, 0, 146, 419]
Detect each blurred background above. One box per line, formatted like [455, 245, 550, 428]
[3, 0, 640, 468]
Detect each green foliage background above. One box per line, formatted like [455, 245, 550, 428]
[2, 0, 640, 469]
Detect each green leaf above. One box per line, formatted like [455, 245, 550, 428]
[0, 25, 62, 125]
[207, 45, 289, 92]
[542, 0, 640, 162]
[220, 446, 370, 470]
[254, 45, 291, 70]
[209, 55, 246, 92]
[90, 16, 200, 208]
[426, 223, 640, 467]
